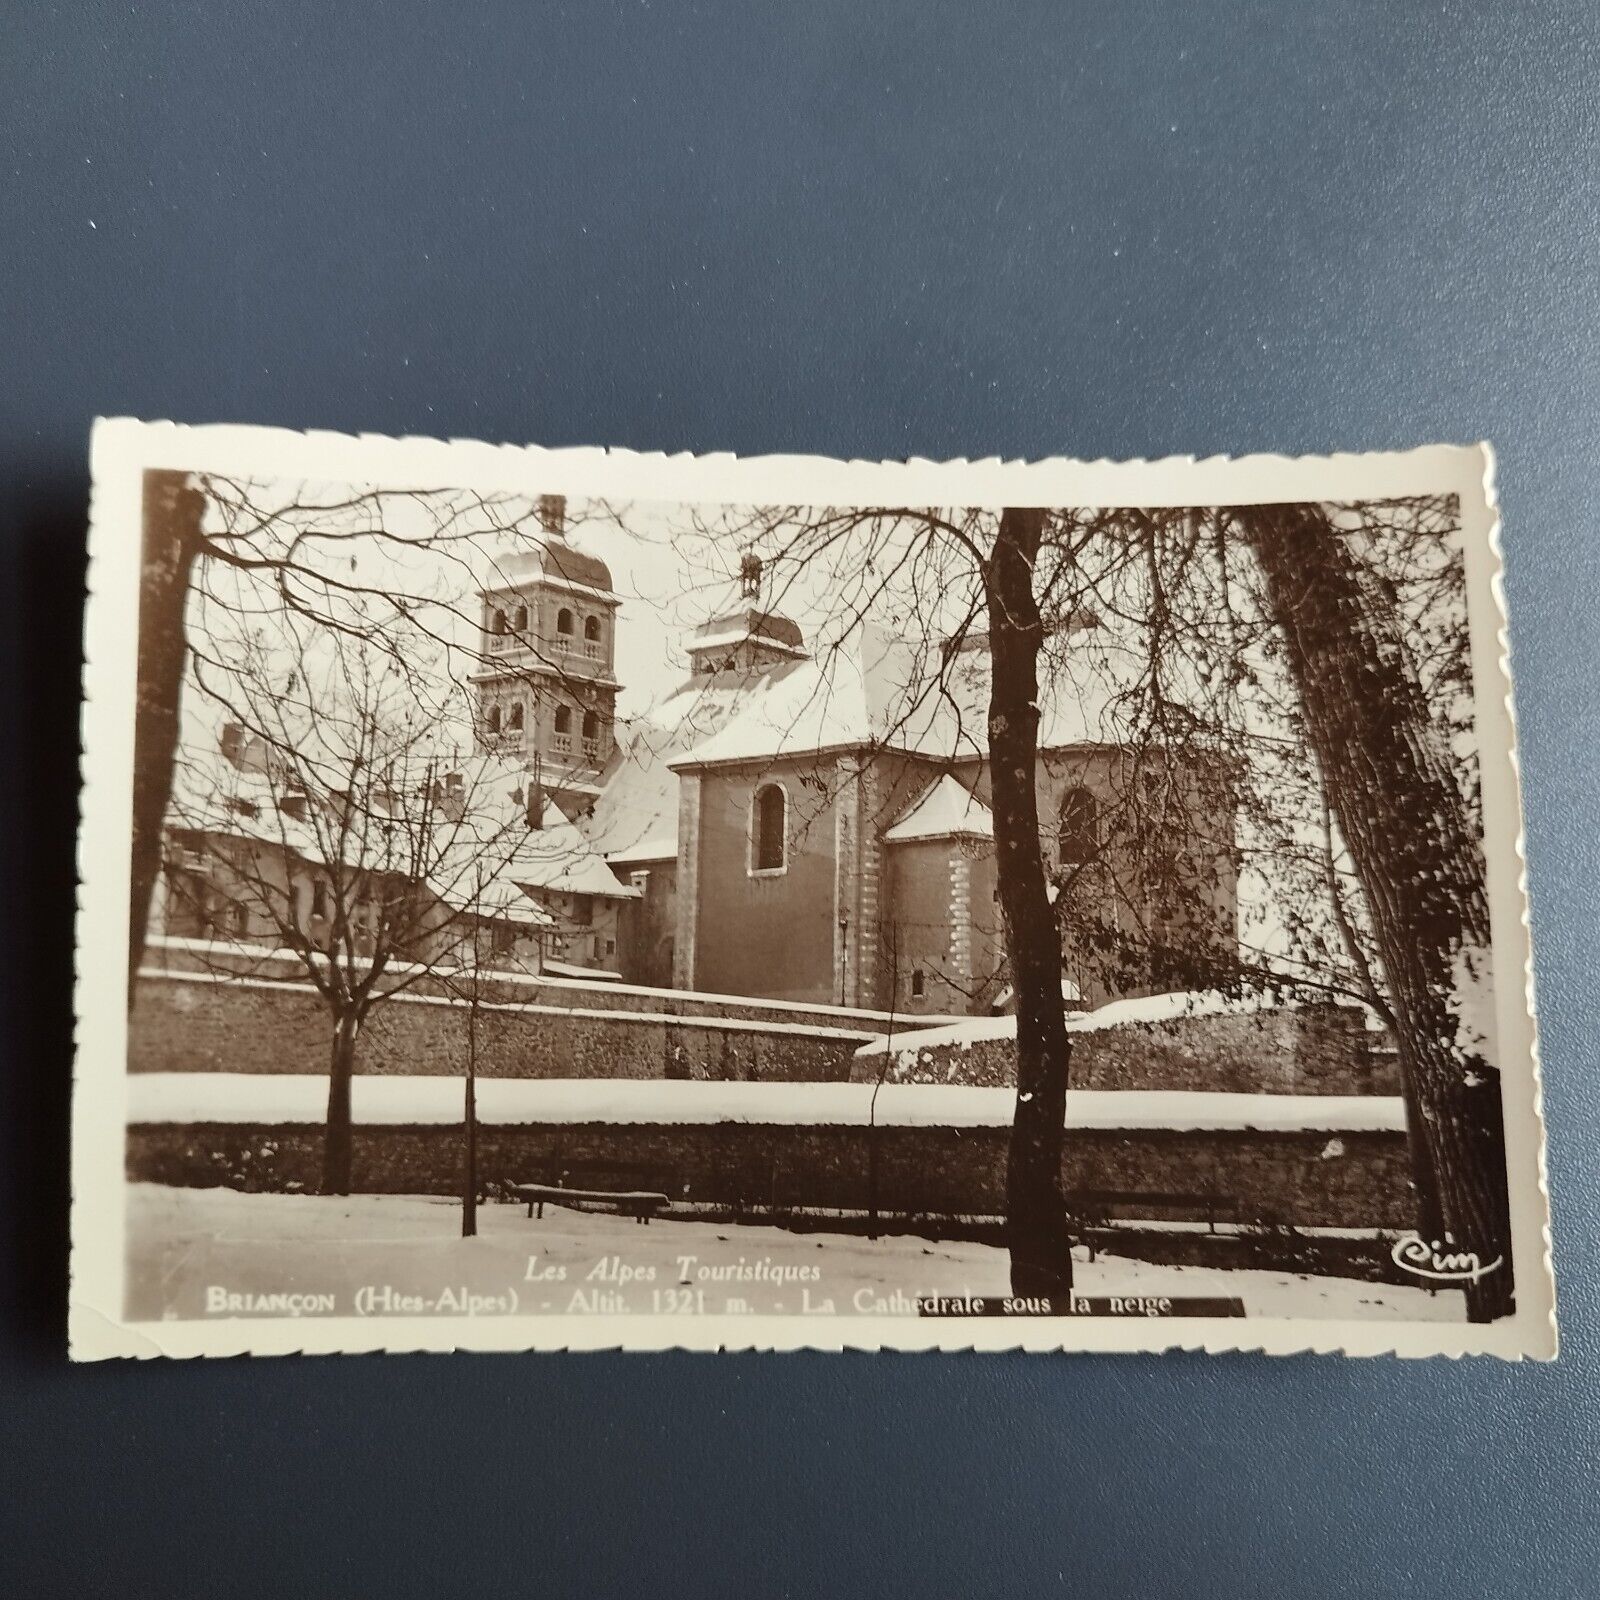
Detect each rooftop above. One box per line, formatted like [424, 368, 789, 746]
[883, 774, 994, 843]
[482, 538, 614, 599]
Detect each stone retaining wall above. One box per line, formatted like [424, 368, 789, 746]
[126, 1118, 1416, 1231]
[131, 970, 874, 1084]
[853, 1003, 1399, 1096]
[142, 937, 954, 1034]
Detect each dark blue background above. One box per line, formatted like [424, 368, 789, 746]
[4, 4, 1596, 1595]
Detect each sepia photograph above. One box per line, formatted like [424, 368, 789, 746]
[72, 423, 1553, 1358]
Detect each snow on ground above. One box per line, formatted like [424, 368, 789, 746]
[124, 1184, 1463, 1325]
[127, 1073, 1408, 1133]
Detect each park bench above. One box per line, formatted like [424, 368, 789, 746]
[507, 1165, 672, 1225]
[1066, 1187, 1238, 1261]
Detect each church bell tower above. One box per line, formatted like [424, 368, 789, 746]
[470, 495, 623, 818]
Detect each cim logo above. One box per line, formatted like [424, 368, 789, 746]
[1390, 1232, 1504, 1285]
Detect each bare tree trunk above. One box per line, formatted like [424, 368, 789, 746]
[322, 1010, 360, 1196]
[984, 508, 1074, 1302]
[1240, 505, 1512, 1322]
[463, 979, 479, 1238]
[130, 470, 206, 994]
[867, 925, 899, 1243]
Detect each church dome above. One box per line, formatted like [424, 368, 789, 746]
[543, 540, 613, 595]
[490, 539, 613, 595]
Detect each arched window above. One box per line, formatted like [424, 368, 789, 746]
[491, 609, 507, 636]
[512, 604, 528, 632]
[581, 710, 599, 740]
[486, 704, 502, 734]
[752, 783, 787, 873]
[508, 702, 524, 731]
[583, 613, 602, 641]
[1058, 786, 1098, 867]
[554, 706, 572, 735]
[556, 607, 575, 636]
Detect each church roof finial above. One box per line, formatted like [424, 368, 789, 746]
[739, 551, 762, 599]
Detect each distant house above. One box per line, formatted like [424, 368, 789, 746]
[151, 711, 637, 977]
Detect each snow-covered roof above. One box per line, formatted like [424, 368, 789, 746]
[684, 627, 809, 659]
[424, 871, 555, 927]
[884, 775, 994, 843]
[166, 705, 636, 905]
[667, 622, 1141, 772]
[668, 625, 981, 771]
[578, 677, 775, 864]
[481, 537, 614, 597]
[502, 811, 641, 900]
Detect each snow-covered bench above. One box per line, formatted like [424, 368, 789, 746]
[1067, 1187, 1238, 1259]
[508, 1167, 671, 1225]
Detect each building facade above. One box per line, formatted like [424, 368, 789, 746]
[565, 556, 1241, 1015]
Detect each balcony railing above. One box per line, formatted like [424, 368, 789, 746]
[486, 632, 606, 668]
[552, 635, 603, 659]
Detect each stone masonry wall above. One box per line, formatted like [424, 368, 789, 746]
[126, 1117, 1417, 1231]
[131, 971, 875, 1084]
[851, 1003, 1398, 1096]
[143, 938, 956, 1033]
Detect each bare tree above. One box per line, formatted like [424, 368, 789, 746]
[659, 493, 1501, 1311]
[165, 600, 558, 1195]
[132, 471, 627, 987]
[440, 864, 492, 1239]
[982, 507, 1076, 1298]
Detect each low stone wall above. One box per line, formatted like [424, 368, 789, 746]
[134, 948, 1400, 1101]
[126, 1117, 1417, 1231]
[143, 937, 955, 1035]
[853, 1003, 1399, 1096]
[131, 970, 875, 1085]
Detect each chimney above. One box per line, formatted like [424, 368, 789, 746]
[940, 628, 991, 662]
[220, 721, 271, 772]
[525, 754, 546, 829]
[435, 770, 466, 823]
[538, 494, 566, 539]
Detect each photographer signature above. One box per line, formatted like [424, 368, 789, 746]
[1390, 1232, 1503, 1285]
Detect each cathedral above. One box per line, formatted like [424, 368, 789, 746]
[475, 501, 1240, 1016]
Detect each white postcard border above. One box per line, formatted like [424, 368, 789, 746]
[71, 419, 1556, 1360]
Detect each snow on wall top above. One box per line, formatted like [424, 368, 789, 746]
[126, 1073, 1407, 1134]
[855, 987, 1346, 1058]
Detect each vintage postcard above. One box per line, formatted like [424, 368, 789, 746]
[71, 421, 1555, 1358]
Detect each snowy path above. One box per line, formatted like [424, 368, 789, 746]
[124, 1184, 1463, 1325]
